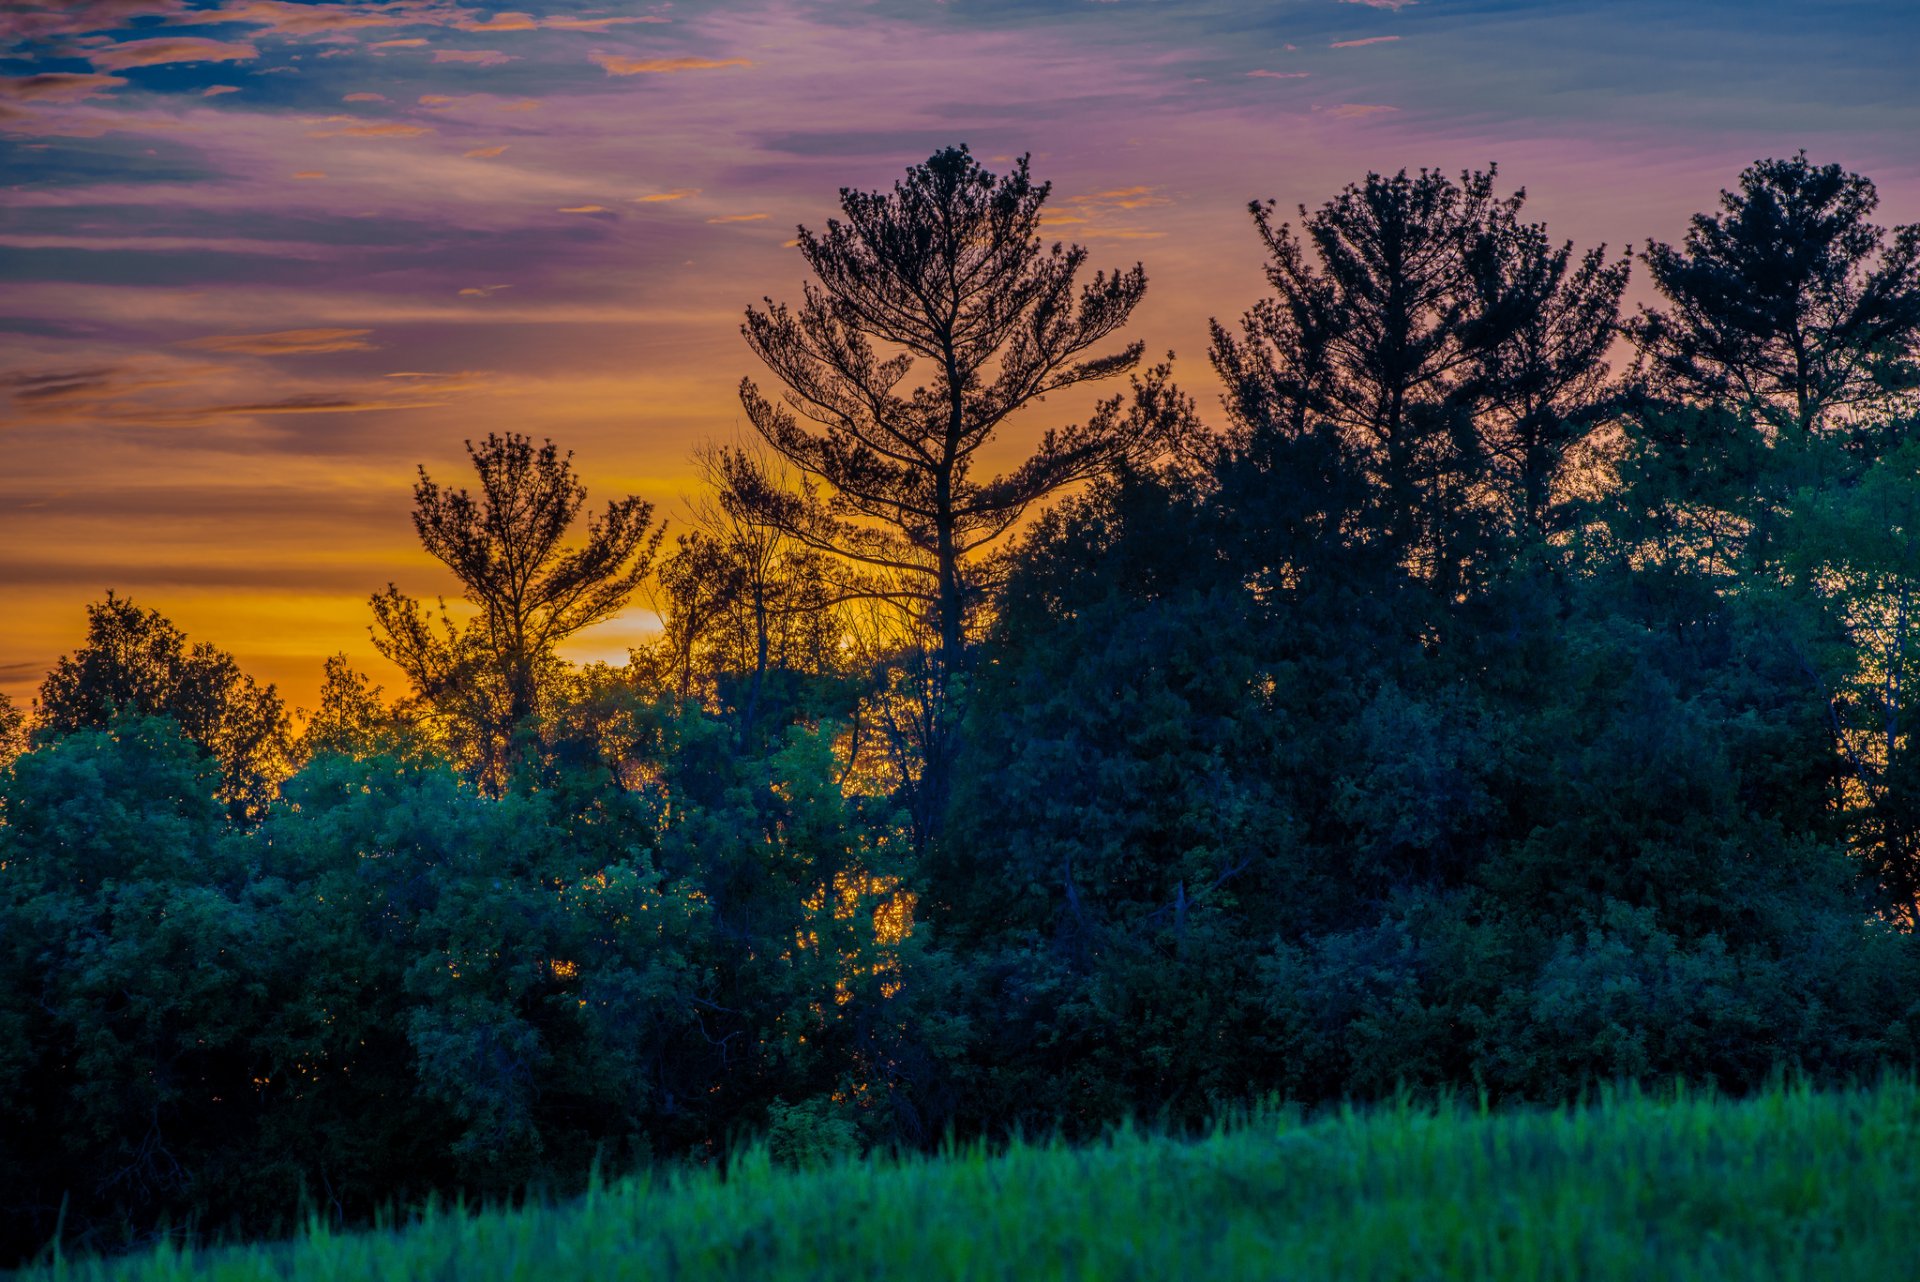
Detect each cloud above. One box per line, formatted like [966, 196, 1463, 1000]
[635, 188, 699, 202]
[0, 73, 128, 102]
[458, 284, 511, 297]
[370, 37, 427, 48]
[342, 91, 387, 102]
[1075, 186, 1169, 210]
[456, 11, 538, 33]
[1, 366, 124, 404]
[1325, 103, 1399, 118]
[201, 84, 240, 95]
[558, 205, 617, 218]
[705, 212, 767, 223]
[1341, 0, 1417, 8]
[1246, 69, 1309, 79]
[88, 37, 259, 70]
[1330, 36, 1402, 48]
[432, 49, 516, 66]
[463, 144, 507, 158]
[590, 53, 751, 75]
[291, 170, 328, 179]
[307, 118, 434, 137]
[546, 16, 671, 30]
[178, 328, 376, 355]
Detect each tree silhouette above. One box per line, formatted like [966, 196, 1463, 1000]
[1212, 167, 1528, 595]
[371, 433, 661, 784]
[35, 592, 290, 821]
[1629, 153, 1920, 440]
[738, 145, 1185, 674]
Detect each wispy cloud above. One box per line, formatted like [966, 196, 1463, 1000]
[463, 144, 508, 158]
[1324, 102, 1399, 118]
[342, 91, 387, 102]
[705, 212, 767, 223]
[1330, 36, 1402, 48]
[1246, 70, 1309, 79]
[591, 53, 752, 75]
[178, 328, 377, 355]
[635, 188, 699, 202]
[202, 84, 240, 95]
[88, 37, 259, 70]
[0, 73, 128, 102]
[1341, 0, 1418, 8]
[432, 49, 517, 66]
[307, 117, 434, 137]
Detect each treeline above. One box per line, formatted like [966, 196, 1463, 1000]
[6, 147, 1920, 1260]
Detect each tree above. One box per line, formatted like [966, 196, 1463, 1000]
[35, 593, 291, 822]
[0, 691, 24, 768]
[1212, 167, 1527, 596]
[1629, 153, 1920, 442]
[1461, 217, 1630, 538]
[738, 145, 1186, 674]
[370, 433, 662, 785]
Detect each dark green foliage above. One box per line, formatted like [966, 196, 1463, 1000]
[35, 594, 291, 823]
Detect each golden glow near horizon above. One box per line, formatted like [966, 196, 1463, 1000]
[4, 0, 1918, 711]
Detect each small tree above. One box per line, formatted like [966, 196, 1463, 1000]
[1629, 153, 1920, 441]
[35, 593, 291, 822]
[738, 145, 1185, 674]
[371, 433, 661, 784]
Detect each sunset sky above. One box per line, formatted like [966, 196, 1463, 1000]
[4, 0, 1919, 712]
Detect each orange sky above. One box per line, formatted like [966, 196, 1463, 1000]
[5, 0, 1920, 712]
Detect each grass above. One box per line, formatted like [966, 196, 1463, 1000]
[23, 1078, 1920, 1282]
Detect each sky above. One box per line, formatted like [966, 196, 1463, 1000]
[4, 0, 1920, 712]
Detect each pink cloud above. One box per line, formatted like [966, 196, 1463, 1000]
[1325, 103, 1399, 119]
[1330, 35, 1402, 48]
[1246, 70, 1310, 79]
[1341, 0, 1418, 8]
[0, 73, 128, 102]
[591, 53, 752, 75]
[88, 37, 259, 70]
[179, 327, 376, 355]
[432, 49, 517, 66]
[342, 91, 387, 102]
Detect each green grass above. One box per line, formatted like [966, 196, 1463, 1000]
[26, 1079, 1920, 1282]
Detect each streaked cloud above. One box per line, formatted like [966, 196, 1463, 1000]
[591, 53, 752, 75]
[1324, 102, 1399, 118]
[1341, 0, 1418, 9]
[1330, 36, 1402, 48]
[179, 328, 377, 355]
[370, 38, 428, 48]
[307, 118, 435, 138]
[88, 37, 259, 70]
[291, 170, 328, 179]
[1246, 70, 1309, 79]
[0, 73, 129, 102]
[202, 84, 240, 96]
[463, 144, 508, 158]
[635, 188, 699, 202]
[705, 212, 767, 223]
[432, 50, 518, 66]
[343, 91, 389, 102]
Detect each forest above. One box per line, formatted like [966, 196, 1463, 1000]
[5, 145, 1920, 1263]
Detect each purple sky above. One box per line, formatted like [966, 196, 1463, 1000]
[5, 0, 1919, 708]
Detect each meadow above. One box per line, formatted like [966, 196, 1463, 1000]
[22, 1079, 1920, 1282]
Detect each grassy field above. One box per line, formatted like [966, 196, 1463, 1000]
[23, 1079, 1920, 1282]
